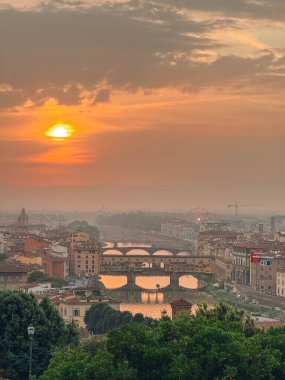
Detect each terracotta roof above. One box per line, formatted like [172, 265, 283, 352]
[170, 299, 192, 307]
[0, 262, 28, 273]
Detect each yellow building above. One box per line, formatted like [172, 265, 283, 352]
[15, 253, 43, 266]
[276, 268, 285, 297]
[56, 290, 120, 328]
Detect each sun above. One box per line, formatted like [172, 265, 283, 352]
[45, 123, 74, 140]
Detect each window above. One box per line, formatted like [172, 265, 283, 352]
[64, 308, 67, 316]
[74, 309, 80, 317]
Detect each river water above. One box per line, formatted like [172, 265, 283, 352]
[100, 274, 204, 318]
[100, 243, 212, 318]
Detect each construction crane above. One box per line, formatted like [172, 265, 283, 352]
[228, 203, 262, 222]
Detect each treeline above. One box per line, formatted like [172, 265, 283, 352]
[39, 302, 285, 380]
[27, 270, 68, 288]
[85, 303, 157, 334]
[97, 211, 162, 232]
[67, 220, 100, 239]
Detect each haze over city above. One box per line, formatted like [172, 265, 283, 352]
[1, 0, 285, 211]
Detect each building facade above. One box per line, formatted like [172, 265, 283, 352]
[0, 262, 27, 289]
[69, 231, 101, 276]
[170, 299, 192, 319]
[277, 269, 285, 297]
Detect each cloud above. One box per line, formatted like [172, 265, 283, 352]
[1, 1, 284, 109]
[92, 88, 111, 105]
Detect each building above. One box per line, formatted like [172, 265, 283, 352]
[161, 219, 195, 240]
[250, 252, 285, 294]
[15, 252, 43, 267]
[71, 231, 90, 248]
[70, 241, 101, 276]
[231, 240, 284, 286]
[24, 236, 49, 253]
[0, 262, 28, 289]
[276, 268, 285, 297]
[15, 251, 68, 279]
[20, 282, 52, 294]
[198, 230, 241, 256]
[69, 231, 101, 276]
[46, 286, 120, 328]
[42, 256, 68, 279]
[275, 232, 285, 243]
[214, 254, 233, 282]
[170, 299, 192, 319]
[14, 208, 29, 234]
[0, 232, 10, 254]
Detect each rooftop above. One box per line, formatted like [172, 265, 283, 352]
[170, 298, 192, 307]
[0, 262, 28, 273]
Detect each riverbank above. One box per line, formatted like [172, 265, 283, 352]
[204, 285, 284, 319]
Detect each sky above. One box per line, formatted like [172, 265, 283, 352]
[1, 0, 285, 212]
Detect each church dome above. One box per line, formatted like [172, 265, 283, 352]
[17, 208, 29, 226]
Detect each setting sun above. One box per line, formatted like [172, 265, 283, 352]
[45, 123, 74, 140]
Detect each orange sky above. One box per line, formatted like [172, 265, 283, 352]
[1, 1, 285, 211]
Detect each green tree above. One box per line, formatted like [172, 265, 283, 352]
[40, 302, 285, 380]
[27, 271, 68, 288]
[0, 291, 79, 380]
[28, 271, 47, 283]
[85, 304, 157, 335]
[68, 220, 100, 239]
[0, 252, 8, 261]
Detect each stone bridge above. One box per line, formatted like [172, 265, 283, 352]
[100, 254, 214, 289]
[102, 246, 192, 256]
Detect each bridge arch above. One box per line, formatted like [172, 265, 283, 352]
[153, 250, 173, 256]
[177, 251, 190, 256]
[102, 249, 123, 255]
[126, 249, 150, 256]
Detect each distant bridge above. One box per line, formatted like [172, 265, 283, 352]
[102, 246, 192, 256]
[100, 254, 214, 289]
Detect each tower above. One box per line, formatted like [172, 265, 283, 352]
[15, 208, 29, 233]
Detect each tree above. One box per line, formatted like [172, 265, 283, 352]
[0, 252, 8, 261]
[68, 220, 100, 239]
[27, 271, 68, 288]
[39, 302, 285, 380]
[0, 291, 79, 380]
[28, 271, 47, 283]
[85, 303, 157, 334]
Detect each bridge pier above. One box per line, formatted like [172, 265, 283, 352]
[169, 273, 180, 288]
[126, 271, 136, 289]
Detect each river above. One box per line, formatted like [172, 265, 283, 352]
[100, 274, 208, 318]
[100, 242, 213, 318]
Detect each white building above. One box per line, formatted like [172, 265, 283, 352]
[0, 232, 10, 254]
